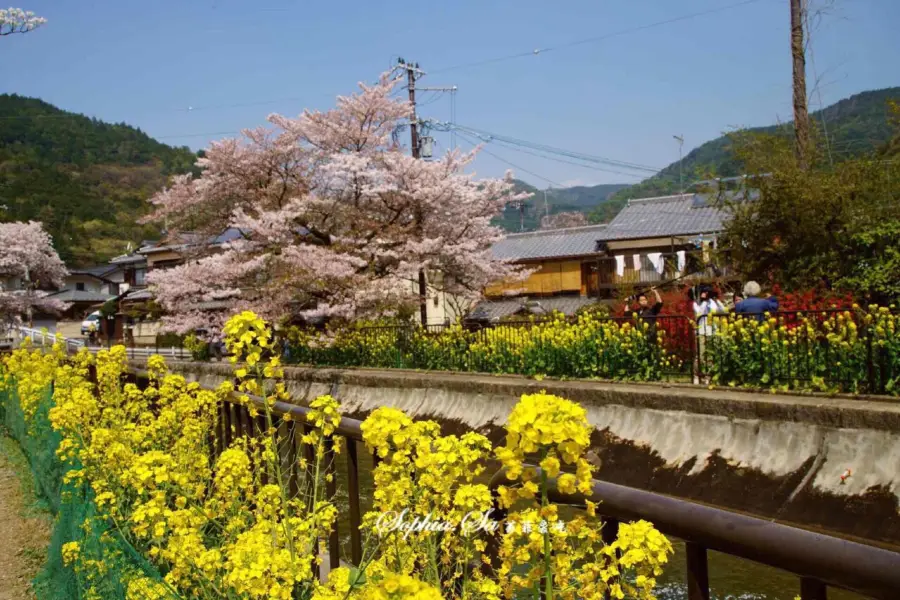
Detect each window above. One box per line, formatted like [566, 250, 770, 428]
[135, 269, 146, 285]
[109, 283, 120, 296]
[76, 282, 85, 291]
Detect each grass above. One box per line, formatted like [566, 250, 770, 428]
[0, 430, 53, 599]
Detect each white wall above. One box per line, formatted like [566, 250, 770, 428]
[65, 275, 102, 293]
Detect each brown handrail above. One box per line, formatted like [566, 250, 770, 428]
[130, 369, 900, 599]
[489, 468, 900, 600]
[130, 369, 365, 440]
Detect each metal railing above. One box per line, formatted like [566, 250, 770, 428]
[9, 326, 85, 353]
[14, 307, 899, 395]
[126, 369, 900, 599]
[9, 326, 191, 361]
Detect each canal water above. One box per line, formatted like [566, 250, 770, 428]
[325, 440, 865, 600]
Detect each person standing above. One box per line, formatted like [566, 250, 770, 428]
[625, 288, 663, 324]
[734, 281, 779, 322]
[693, 286, 726, 337]
[692, 286, 726, 381]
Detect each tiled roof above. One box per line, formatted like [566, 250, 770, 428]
[45, 289, 114, 303]
[467, 296, 601, 322]
[139, 228, 245, 253]
[597, 193, 730, 242]
[491, 224, 608, 261]
[212, 228, 244, 244]
[69, 265, 116, 279]
[122, 289, 153, 302]
[108, 253, 148, 266]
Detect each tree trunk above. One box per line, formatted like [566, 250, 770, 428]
[790, 0, 810, 169]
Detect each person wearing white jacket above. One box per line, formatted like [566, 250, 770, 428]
[693, 289, 726, 337]
[692, 286, 726, 382]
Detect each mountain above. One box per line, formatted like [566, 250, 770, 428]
[599, 86, 900, 215]
[494, 179, 628, 232]
[0, 94, 198, 266]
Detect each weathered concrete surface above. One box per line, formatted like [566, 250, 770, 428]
[148, 361, 900, 549]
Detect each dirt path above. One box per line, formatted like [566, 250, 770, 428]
[0, 436, 52, 600]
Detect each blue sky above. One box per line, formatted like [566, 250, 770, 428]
[3, 0, 898, 188]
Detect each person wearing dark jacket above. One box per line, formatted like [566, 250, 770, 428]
[625, 288, 663, 322]
[734, 281, 778, 321]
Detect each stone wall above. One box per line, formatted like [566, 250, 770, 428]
[148, 361, 900, 549]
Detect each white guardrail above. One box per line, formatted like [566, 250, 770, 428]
[6, 326, 191, 360]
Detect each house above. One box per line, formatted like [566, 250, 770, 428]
[107, 252, 149, 289]
[487, 224, 610, 298]
[589, 193, 734, 297]
[43, 266, 121, 320]
[470, 193, 734, 321]
[139, 229, 244, 271]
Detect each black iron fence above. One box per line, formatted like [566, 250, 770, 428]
[61, 307, 897, 396]
[284, 315, 696, 382]
[282, 309, 900, 395]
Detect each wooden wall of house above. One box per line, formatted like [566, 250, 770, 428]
[145, 250, 184, 269]
[485, 260, 583, 297]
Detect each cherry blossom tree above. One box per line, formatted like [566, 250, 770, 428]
[0, 7, 46, 36]
[0, 221, 68, 325]
[144, 72, 529, 333]
[540, 211, 589, 230]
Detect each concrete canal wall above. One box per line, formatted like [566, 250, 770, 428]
[148, 361, 900, 549]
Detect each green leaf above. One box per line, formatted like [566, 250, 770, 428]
[348, 567, 366, 588]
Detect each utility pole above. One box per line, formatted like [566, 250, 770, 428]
[790, 0, 810, 169]
[400, 58, 429, 327]
[418, 86, 458, 152]
[673, 135, 684, 194]
[544, 189, 550, 219]
[24, 264, 33, 328]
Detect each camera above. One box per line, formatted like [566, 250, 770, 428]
[687, 284, 716, 301]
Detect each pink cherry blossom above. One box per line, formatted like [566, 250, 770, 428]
[0, 221, 68, 323]
[0, 8, 47, 35]
[145, 72, 530, 333]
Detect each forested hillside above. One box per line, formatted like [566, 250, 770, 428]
[494, 180, 627, 232]
[2, 86, 895, 253]
[596, 86, 900, 218]
[0, 94, 198, 266]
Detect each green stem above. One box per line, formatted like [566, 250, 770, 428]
[541, 462, 553, 600]
[255, 363, 296, 562]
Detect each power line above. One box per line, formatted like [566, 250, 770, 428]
[455, 130, 564, 188]
[1, 1, 766, 125]
[443, 122, 661, 173]
[430, 0, 765, 74]
[472, 135, 646, 180]
[155, 130, 240, 140]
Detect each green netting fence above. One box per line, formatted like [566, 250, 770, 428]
[0, 384, 170, 600]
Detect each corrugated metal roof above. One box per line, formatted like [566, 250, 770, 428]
[597, 194, 729, 242]
[491, 224, 608, 261]
[467, 296, 600, 322]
